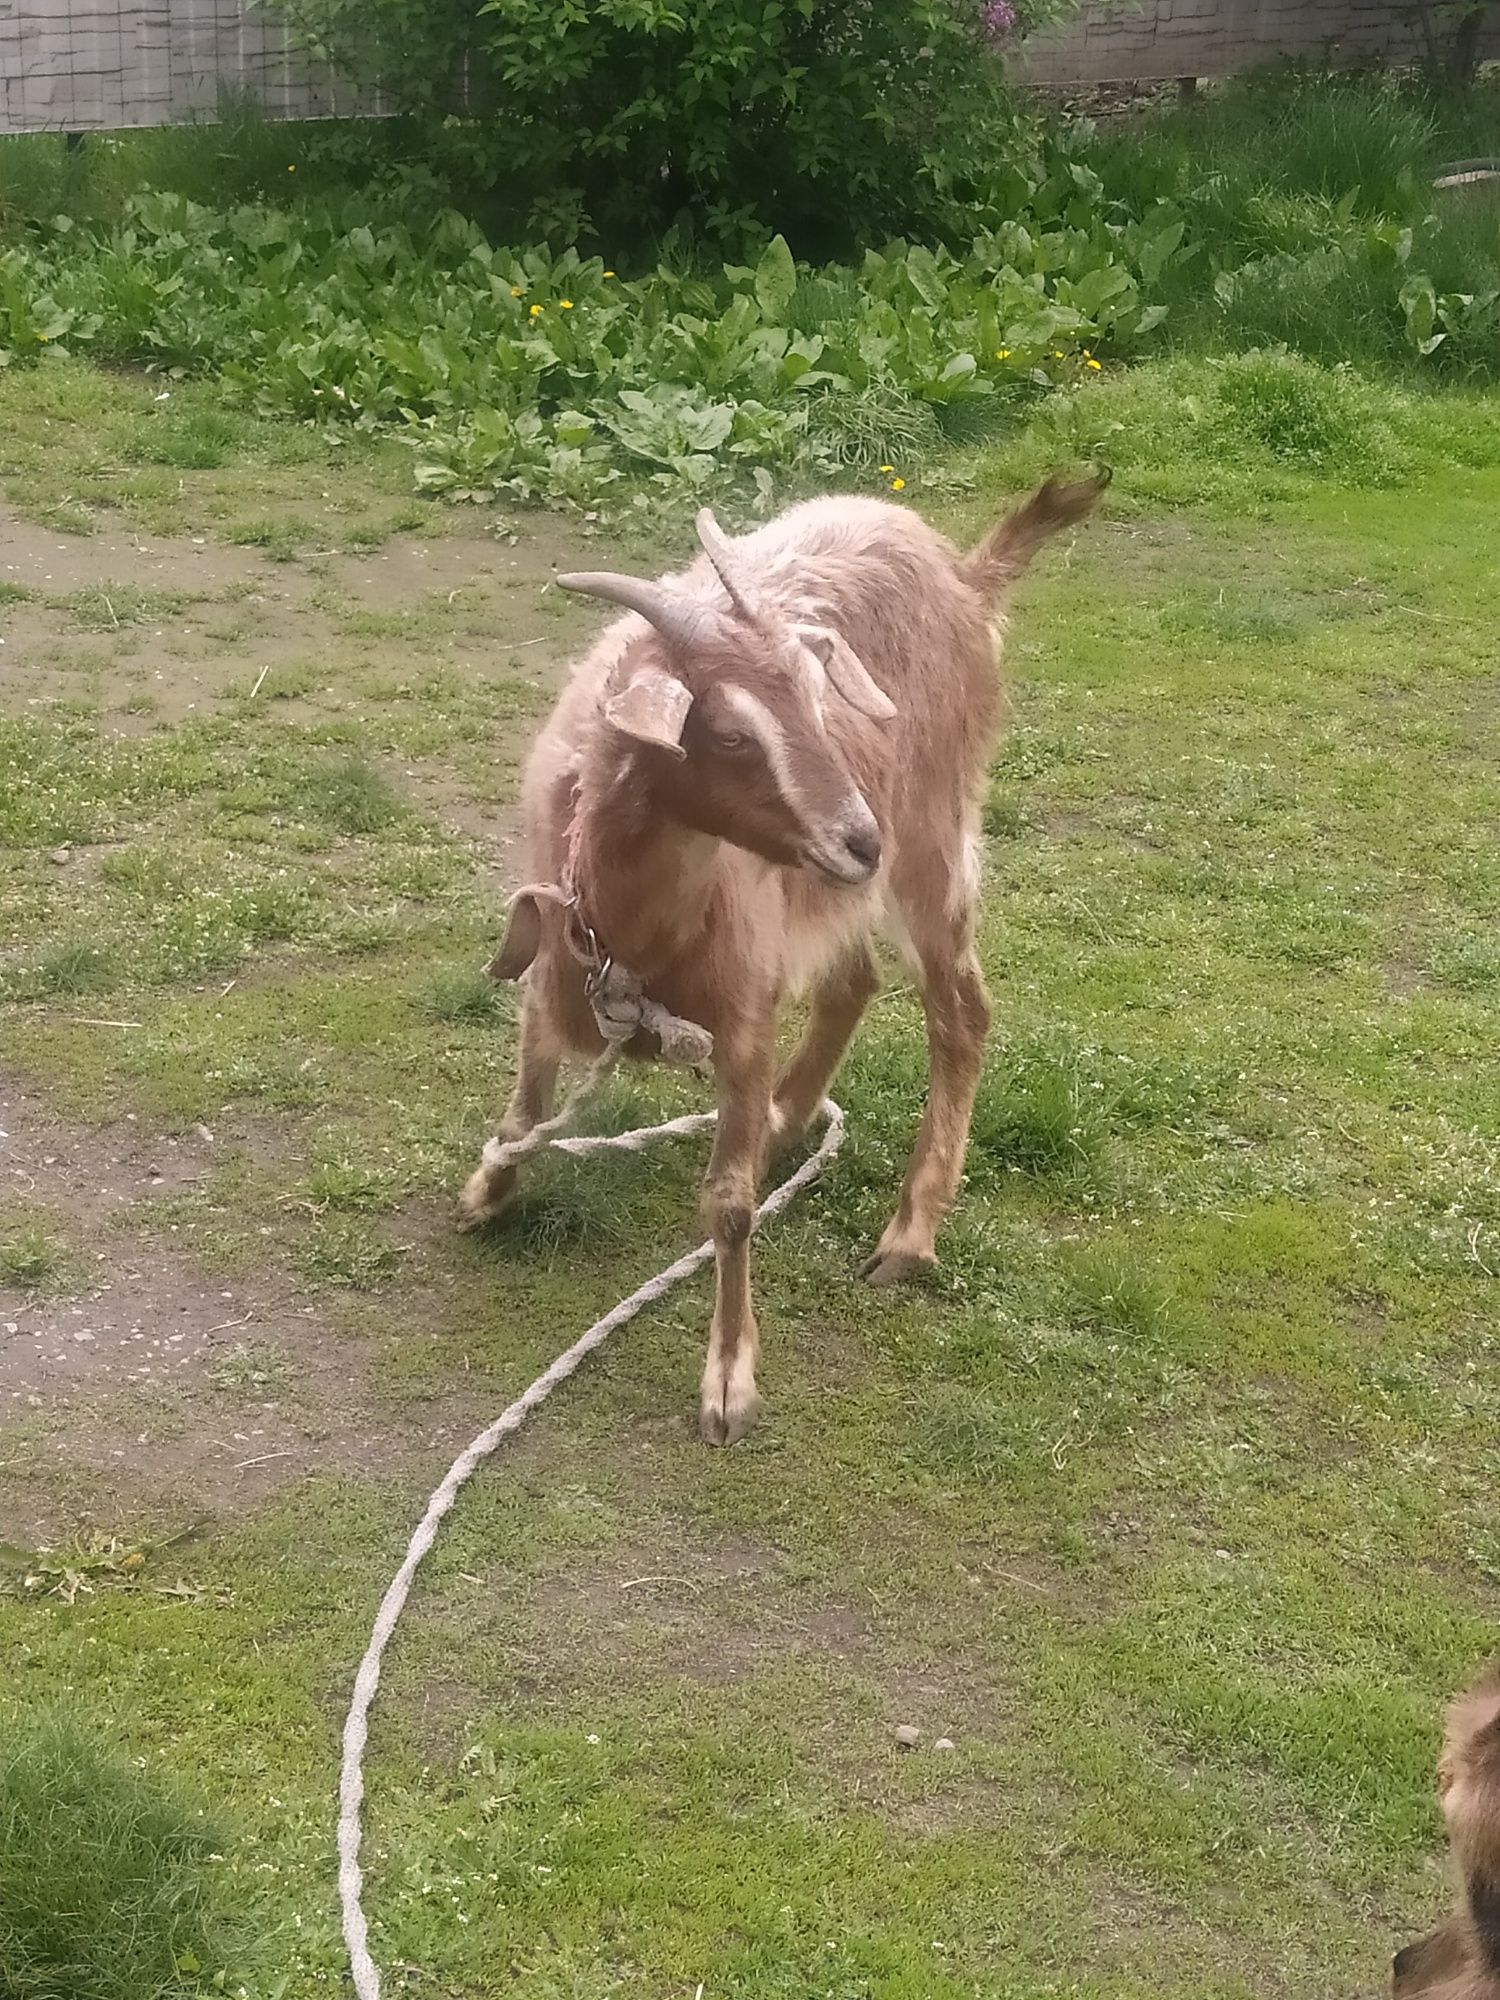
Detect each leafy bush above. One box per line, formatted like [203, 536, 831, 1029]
[272, 0, 1061, 245]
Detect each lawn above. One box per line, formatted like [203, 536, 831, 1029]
[2, 350, 1498, 2000]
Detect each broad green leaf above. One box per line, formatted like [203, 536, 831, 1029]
[753, 235, 796, 321]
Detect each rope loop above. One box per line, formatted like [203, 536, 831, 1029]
[338, 1091, 845, 1999]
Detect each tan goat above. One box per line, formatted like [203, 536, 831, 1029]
[1395, 1661, 1500, 1999]
[459, 472, 1108, 1442]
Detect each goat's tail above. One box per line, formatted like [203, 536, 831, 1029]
[960, 466, 1111, 600]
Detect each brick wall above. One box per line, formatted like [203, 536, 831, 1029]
[1015, 0, 1500, 86]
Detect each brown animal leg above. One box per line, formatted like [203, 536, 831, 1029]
[456, 997, 561, 1230]
[861, 896, 990, 1286]
[1393, 1922, 1464, 1995]
[770, 941, 879, 1145]
[699, 1019, 775, 1446]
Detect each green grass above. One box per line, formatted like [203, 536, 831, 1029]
[0, 1224, 82, 1296]
[2, 351, 1498, 1997]
[0, 1706, 248, 2000]
[206, 1341, 295, 1395]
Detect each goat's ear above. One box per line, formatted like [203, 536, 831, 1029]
[487, 890, 546, 981]
[604, 665, 693, 758]
[796, 624, 897, 723]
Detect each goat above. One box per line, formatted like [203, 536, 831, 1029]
[458, 472, 1108, 1443]
[1395, 1661, 1500, 1999]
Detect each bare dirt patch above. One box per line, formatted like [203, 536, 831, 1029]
[0, 1079, 488, 1541]
[2, 509, 577, 730]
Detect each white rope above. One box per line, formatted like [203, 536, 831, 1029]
[337, 1091, 846, 2000]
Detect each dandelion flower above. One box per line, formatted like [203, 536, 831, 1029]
[996, 348, 1011, 360]
[529, 304, 543, 317]
[559, 299, 574, 310]
[1086, 357, 1102, 370]
[879, 463, 894, 474]
[890, 476, 906, 491]
[603, 269, 616, 278]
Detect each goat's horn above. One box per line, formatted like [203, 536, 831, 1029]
[694, 508, 765, 622]
[555, 571, 708, 649]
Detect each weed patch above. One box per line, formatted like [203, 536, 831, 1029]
[0, 1706, 248, 2000]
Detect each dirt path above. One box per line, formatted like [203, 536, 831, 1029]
[0, 487, 590, 1545]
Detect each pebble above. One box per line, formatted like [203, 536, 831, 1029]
[934, 1737, 956, 1752]
[48, 846, 71, 866]
[894, 1724, 921, 1749]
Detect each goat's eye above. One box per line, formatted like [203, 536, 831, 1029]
[713, 730, 748, 753]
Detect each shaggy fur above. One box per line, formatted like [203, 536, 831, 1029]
[1396, 1662, 1500, 1998]
[459, 474, 1107, 1441]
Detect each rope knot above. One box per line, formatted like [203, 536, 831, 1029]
[587, 961, 713, 1067]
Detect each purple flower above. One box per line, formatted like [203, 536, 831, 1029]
[981, 0, 1017, 36]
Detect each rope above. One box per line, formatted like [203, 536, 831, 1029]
[337, 1089, 847, 2000]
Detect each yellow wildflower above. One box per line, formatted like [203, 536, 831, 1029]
[879, 463, 894, 474]
[603, 269, 616, 278]
[559, 299, 574, 310]
[529, 304, 543, 317]
[890, 476, 906, 492]
[995, 348, 1011, 360]
[1086, 356, 1102, 370]
[287, 164, 296, 173]
[511, 285, 524, 297]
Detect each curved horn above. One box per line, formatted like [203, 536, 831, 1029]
[556, 570, 709, 650]
[694, 508, 765, 623]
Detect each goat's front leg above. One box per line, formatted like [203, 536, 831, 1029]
[456, 994, 561, 1231]
[699, 1017, 775, 1445]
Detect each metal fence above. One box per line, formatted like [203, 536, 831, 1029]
[4, 2, 1496, 137]
[0, 0, 384, 133]
[1016, 0, 1500, 87]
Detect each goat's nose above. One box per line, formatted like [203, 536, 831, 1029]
[842, 822, 882, 876]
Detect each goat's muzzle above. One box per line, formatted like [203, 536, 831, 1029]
[803, 802, 882, 887]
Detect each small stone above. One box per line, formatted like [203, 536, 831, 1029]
[194, 1124, 215, 1144]
[894, 1724, 921, 1749]
[48, 846, 70, 866]
[934, 1737, 956, 1752]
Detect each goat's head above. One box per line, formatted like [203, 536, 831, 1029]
[557, 510, 893, 887]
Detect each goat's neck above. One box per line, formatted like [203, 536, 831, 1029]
[570, 759, 719, 977]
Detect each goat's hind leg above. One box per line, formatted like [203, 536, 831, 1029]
[456, 996, 561, 1231]
[861, 883, 991, 1286]
[770, 941, 879, 1146]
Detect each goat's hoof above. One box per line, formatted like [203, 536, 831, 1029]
[858, 1245, 937, 1288]
[455, 1164, 517, 1233]
[699, 1374, 761, 1447]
